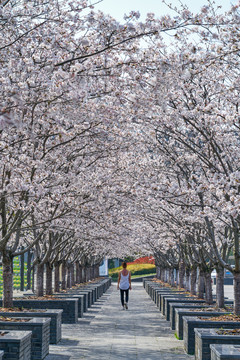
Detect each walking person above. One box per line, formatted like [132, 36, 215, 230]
[117, 261, 132, 310]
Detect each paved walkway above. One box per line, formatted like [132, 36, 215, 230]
[46, 283, 194, 360]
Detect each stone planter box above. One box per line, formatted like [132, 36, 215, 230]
[195, 328, 240, 360]
[161, 295, 188, 316]
[75, 292, 89, 312]
[53, 294, 84, 318]
[183, 316, 240, 355]
[0, 330, 32, 360]
[166, 298, 205, 321]
[156, 290, 186, 309]
[175, 307, 231, 339]
[0, 298, 78, 324]
[210, 344, 240, 360]
[0, 310, 62, 345]
[171, 303, 210, 331]
[0, 317, 50, 360]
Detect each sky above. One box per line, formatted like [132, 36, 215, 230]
[93, 0, 236, 21]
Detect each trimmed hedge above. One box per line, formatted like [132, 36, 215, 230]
[109, 263, 156, 279]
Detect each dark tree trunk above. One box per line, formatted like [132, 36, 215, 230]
[190, 267, 197, 295]
[185, 268, 190, 291]
[71, 264, 75, 286]
[2, 251, 13, 308]
[216, 266, 225, 308]
[75, 262, 80, 284]
[179, 261, 185, 289]
[45, 262, 53, 295]
[156, 266, 160, 279]
[170, 268, 175, 287]
[204, 271, 213, 304]
[234, 272, 240, 315]
[83, 267, 87, 282]
[54, 262, 60, 293]
[197, 269, 205, 299]
[36, 263, 44, 297]
[67, 263, 71, 288]
[61, 261, 66, 290]
[79, 266, 83, 283]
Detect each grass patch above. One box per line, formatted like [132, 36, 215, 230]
[174, 333, 180, 340]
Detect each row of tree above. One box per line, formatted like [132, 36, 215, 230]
[1, 0, 240, 314]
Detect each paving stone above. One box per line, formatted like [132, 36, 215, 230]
[46, 283, 194, 359]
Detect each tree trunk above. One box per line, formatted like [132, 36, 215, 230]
[75, 262, 80, 284]
[170, 268, 175, 287]
[156, 266, 160, 279]
[61, 261, 66, 290]
[190, 267, 197, 295]
[67, 263, 71, 288]
[2, 251, 13, 308]
[45, 262, 52, 295]
[185, 268, 190, 291]
[36, 263, 44, 297]
[179, 261, 185, 289]
[79, 265, 83, 283]
[71, 264, 75, 286]
[234, 272, 240, 315]
[54, 262, 60, 293]
[197, 269, 205, 299]
[204, 271, 213, 304]
[82, 267, 86, 282]
[216, 266, 225, 308]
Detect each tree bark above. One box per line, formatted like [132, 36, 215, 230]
[204, 271, 213, 304]
[185, 268, 190, 291]
[179, 261, 185, 289]
[79, 265, 83, 283]
[197, 269, 205, 299]
[75, 262, 80, 284]
[190, 267, 197, 295]
[67, 263, 71, 288]
[234, 272, 240, 315]
[45, 262, 52, 295]
[71, 264, 75, 286]
[82, 267, 87, 282]
[2, 251, 13, 308]
[61, 261, 66, 290]
[54, 262, 60, 293]
[26, 250, 32, 290]
[170, 268, 175, 287]
[216, 266, 225, 308]
[36, 263, 44, 297]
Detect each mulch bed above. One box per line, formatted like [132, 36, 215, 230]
[0, 307, 46, 313]
[0, 316, 30, 322]
[216, 329, 240, 335]
[199, 314, 240, 322]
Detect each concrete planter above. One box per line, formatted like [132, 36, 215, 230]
[183, 316, 239, 355]
[0, 298, 78, 324]
[0, 310, 62, 344]
[195, 328, 240, 360]
[210, 344, 240, 360]
[171, 303, 208, 331]
[0, 330, 32, 360]
[0, 317, 50, 360]
[53, 294, 84, 318]
[175, 308, 231, 340]
[161, 295, 188, 316]
[165, 298, 205, 321]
